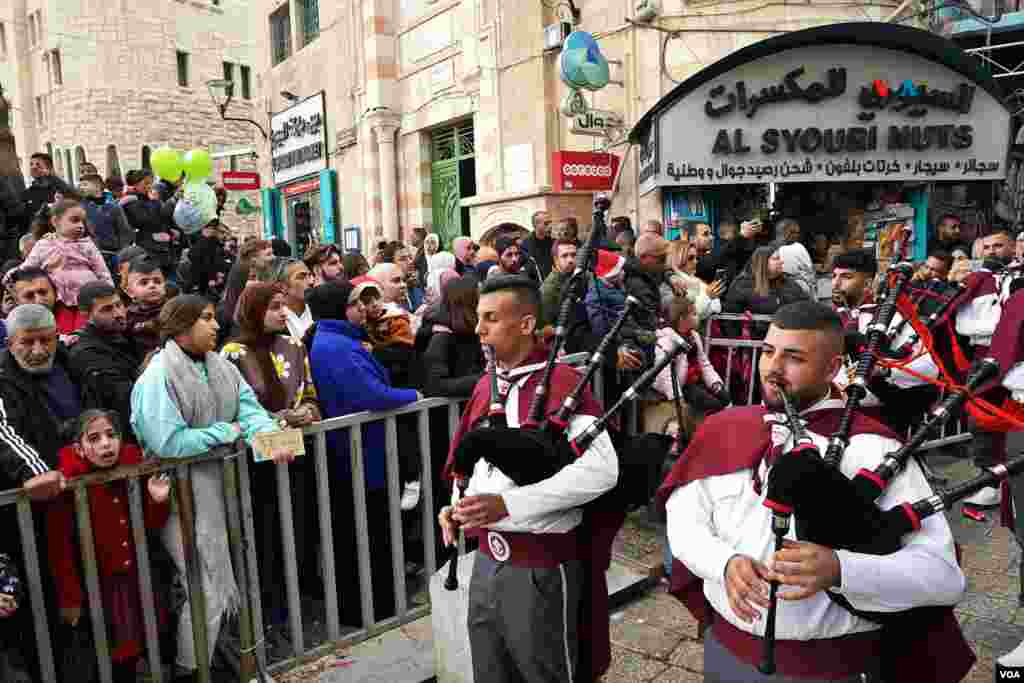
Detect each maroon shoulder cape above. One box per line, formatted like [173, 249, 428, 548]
[655, 402, 975, 683]
[442, 349, 620, 682]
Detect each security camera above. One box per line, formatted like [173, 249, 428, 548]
[635, 0, 660, 23]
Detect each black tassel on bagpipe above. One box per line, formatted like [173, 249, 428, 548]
[823, 262, 916, 468]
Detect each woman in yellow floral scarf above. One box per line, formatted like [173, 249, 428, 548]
[221, 282, 322, 630]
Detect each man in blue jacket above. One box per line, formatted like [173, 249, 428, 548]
[306, 281, 421, 628]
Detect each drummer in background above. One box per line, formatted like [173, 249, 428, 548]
[657, 301, 968, 683]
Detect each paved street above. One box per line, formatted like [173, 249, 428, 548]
[275, 449, 1024, 682]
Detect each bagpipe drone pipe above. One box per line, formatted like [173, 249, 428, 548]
[761, 358, 1003, 625]
[823, 261, 916, 468]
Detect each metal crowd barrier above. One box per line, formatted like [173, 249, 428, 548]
[702, 313, 972, 453]
[0, 353, 605, 683]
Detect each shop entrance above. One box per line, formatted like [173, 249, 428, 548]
[430, 120, 476, 249]
[287, 189, 321, 258]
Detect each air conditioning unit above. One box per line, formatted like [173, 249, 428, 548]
[544, 22, 572, 50]
[635, 0, 660, 23]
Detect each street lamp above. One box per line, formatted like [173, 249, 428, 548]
[206, 78, 268, 141]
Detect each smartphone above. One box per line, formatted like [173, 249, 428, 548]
[714, 268, 729, 284]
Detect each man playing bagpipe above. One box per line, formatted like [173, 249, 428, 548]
[658, 301, 973, 683]
[951, 229, 1020, 508]
[438, 275, 620, 683]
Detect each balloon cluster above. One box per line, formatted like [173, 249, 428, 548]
[151, 147, 218, 234]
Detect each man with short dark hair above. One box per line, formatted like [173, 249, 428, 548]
[981, 228, 1014, 264]
[932, 214, 969, 256]
[491, 236, 523, 279]
[830, 248, 878, 327]
[439, 275, 619, 683]
[305, 243, 345, 286]
[67, 282, 144, 440]
[539, 239, 578, 326]
[19, 153, 71, 236]
[659, 300, 970, 683]
[521, 210, 554, 281]
[918, 249, 953, 282]
[9, 267, 85, 335]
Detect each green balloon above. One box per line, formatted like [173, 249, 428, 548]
[183, 149, 213, 182]
[151, 147, 183, 181]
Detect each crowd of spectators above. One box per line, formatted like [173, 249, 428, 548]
[0, 152, 1012, 682]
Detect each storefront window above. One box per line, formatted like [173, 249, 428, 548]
[288, 191, 321, 258]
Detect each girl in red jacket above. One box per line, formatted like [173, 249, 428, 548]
[47, 409, 170, 683]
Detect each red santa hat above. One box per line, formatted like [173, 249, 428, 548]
[349, 275, 382, 302]
[594, 249, 625, 282]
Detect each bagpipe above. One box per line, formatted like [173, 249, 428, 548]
[444, 195, 688, 589]
[759, 375, 1024, 674]
[824, 262, 916, 467]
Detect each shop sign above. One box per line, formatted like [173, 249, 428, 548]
[642, 44, 1010, 186]
[638, 116, 659, 195]
[222, 171, 261, 191]
[282, 178, 320, 197]
[552, 151, 620, 191]
[271, 92, 328, 186]
[571, 109, 624, 137]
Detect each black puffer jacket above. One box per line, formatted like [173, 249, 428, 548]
[122, 192, 174, 267]
[723, 272, 809, 336]
[417, 306, 484, 398]
[66, 324, 145, 440]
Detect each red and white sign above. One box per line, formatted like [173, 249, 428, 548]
[222, 171, 261, 191]
[551, 151, 620, 192]
[282, 178, 320, 197]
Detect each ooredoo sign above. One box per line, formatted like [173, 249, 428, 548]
[551, 151, 620, 192]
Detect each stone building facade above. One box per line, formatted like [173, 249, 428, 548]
[0, 0, 261, 236]
[253, 0, 904, 252]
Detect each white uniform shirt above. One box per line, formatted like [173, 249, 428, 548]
[460, 362, 619, 534]
[665, 395, 965, 641]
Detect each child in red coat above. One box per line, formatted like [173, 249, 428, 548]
[47, 409, 170, 682]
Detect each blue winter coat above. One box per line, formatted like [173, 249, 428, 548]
[309, 319, 419, 490]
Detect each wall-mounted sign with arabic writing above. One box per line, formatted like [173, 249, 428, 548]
[640, 44, 1010, 189]
[271, 92, 328, 186]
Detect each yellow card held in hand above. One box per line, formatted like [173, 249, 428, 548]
[252, 429, 305, 463]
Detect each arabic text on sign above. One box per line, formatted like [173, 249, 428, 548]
[858, 81, 975, 121]
[664, 157, 1000, 182]
[705, 67, 848, 120]
[273, 142, 325, 174]
[271, 112, 325, 152]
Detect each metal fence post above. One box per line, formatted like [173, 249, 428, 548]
[221, 456, 257, 681]
[74, 483, 114, 683]
[236, 450, 268, 675]
[313, 431, 340, 641]
[127, 476, 163, 683]
[176, 464, 211, 683]
[349, 427, 375, 629]
[274, 459, 304, 655]
[17, 497, 56, 683]
[417, 409, 436, 577]
[384, 416, 408, 617]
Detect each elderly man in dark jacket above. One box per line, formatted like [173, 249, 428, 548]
[66, 282, 145, 440]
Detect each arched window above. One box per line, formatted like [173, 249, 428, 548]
[140, 145, 151, 172]
[106, 145, 121, 179]
[75, 146, 86, 178]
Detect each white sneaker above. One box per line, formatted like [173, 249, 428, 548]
[963, 485, 1000, 508]
[998, 637, 1024, 667]
[401, 481, 421, 511]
